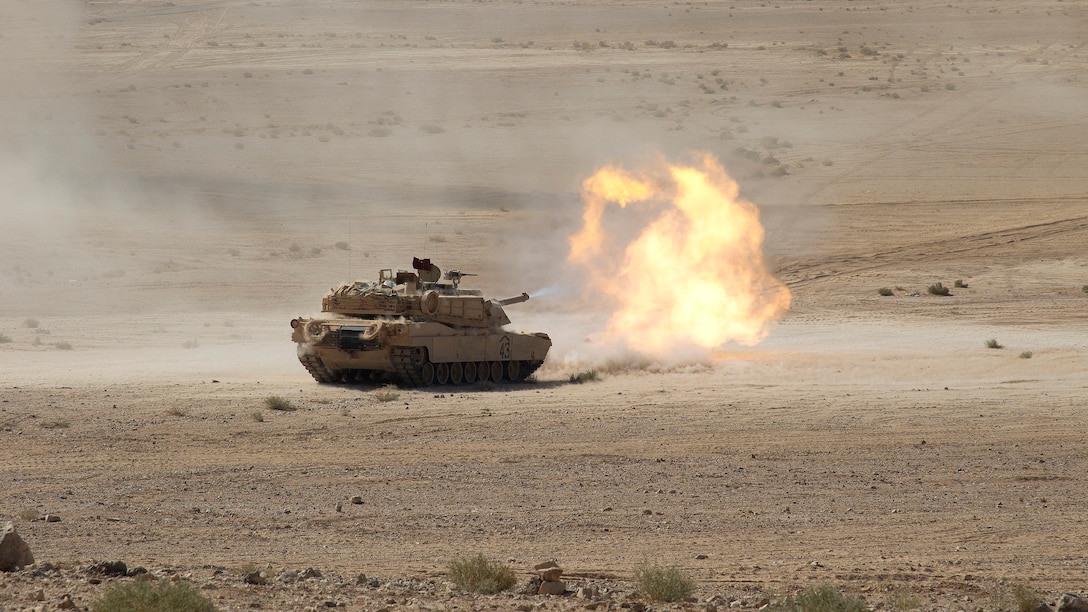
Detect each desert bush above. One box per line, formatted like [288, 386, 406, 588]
[18, 509, 40, 522]
[635, 563, 694, 602]
[0, 333, 10, 344]
[878, 287, 894, 296]
[91, 576, 217, 612]
[374, 386, 401, 403]
[985, 338, 1003, 349]
[568, 369, 599, 384]
[1019, 351, 1033, 359]
[264, 395, 296, 411]
[953, 279, 968, 288]
[24, 318, 39, 328]
[182, 340, 199, 349]
[927, 282, 951, 296]
[447, 553, 516, 594]
[770, 585, 866, 612]
[54, 341, 73, 350]
[1082, 284, 1088, 293]
[166, 407, 188, 417]
[1008, 583, 1042, 612]
[335, 241, 350, 251]
[251, 411, 265, 422]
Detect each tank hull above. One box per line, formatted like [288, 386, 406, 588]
[292, 316, 551, 385]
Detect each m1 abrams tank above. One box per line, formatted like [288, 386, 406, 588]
[290, 258, 551, 385]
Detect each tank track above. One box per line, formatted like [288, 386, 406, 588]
[390, 347, 424, 386]
[521, 360, 545, 380]
[298, 353, 339, 384]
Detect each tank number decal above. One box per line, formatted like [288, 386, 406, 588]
[499, 335, 511, 360]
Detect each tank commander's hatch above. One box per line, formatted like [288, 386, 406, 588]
[412, 257, 441, 283]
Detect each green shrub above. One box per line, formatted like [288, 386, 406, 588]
[568, 369, 600, 384]
[91, 577, 217, 612]
[1019, 351, 1033, 359]
[770, 585, 866, 612]
[927, 282, 951, 296]
[447, 553, 516, 594]
[985, 338, 1003, 349]
[264, 395, 296, 411]
[953, 279, 968, 288]
[877, 287, 894, 296]
[634, 563, 695, 603]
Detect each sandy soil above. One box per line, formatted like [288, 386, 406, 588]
[3, 0, 1088, 610]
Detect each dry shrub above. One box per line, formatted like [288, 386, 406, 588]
[447, 553, 516, 594]
[771, 585, 866, 612]
[634, 563, 694, 603]
[91, 576, 216, 612]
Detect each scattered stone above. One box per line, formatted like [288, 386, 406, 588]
[576, 585, 599, 599]
[519, 575, 542, 595]
[515, 604, 533, 612]
[243, 569, 268, 585]
[300, 567, 323, 579]
[335, 502, 343, 512]
[355, 573, 368, 585]
[57, 594, 77, 609]
[350, 495, 364, 504]
[538, 580, 566, 596]
[0, 522, 35, 571]
[88, 560, 128, 576]
[31, 589, 45, 602]
[1057, 593, 1088, 612]
[279, 569, 299, 583]
[695, 554, 709, 560]
[129, 566, 148, 576]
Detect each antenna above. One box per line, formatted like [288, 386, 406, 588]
[347, 220, 352, 282]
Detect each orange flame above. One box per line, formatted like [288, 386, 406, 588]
[568, 153, 791, 357]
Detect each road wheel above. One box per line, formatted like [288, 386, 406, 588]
[505, 360, 520, 381]
[463, 362, 477, 384]
[420, 362, 435, 386]
[436, 362, 450, 385]
[450, 362, 463, 385]
[489, 361, 503, 383]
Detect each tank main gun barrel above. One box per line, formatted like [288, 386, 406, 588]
[497, 292, 530, 306]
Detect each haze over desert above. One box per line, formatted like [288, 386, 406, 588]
[2, 0, 1088, 610]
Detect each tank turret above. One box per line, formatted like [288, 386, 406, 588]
[290, 258, 551, 386]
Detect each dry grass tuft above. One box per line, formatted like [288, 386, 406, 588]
[264, 395, 297, 411]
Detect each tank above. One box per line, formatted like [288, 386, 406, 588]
[290, 257, 551, 385]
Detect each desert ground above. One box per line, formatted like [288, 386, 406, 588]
[2, 0, 1088, 610]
